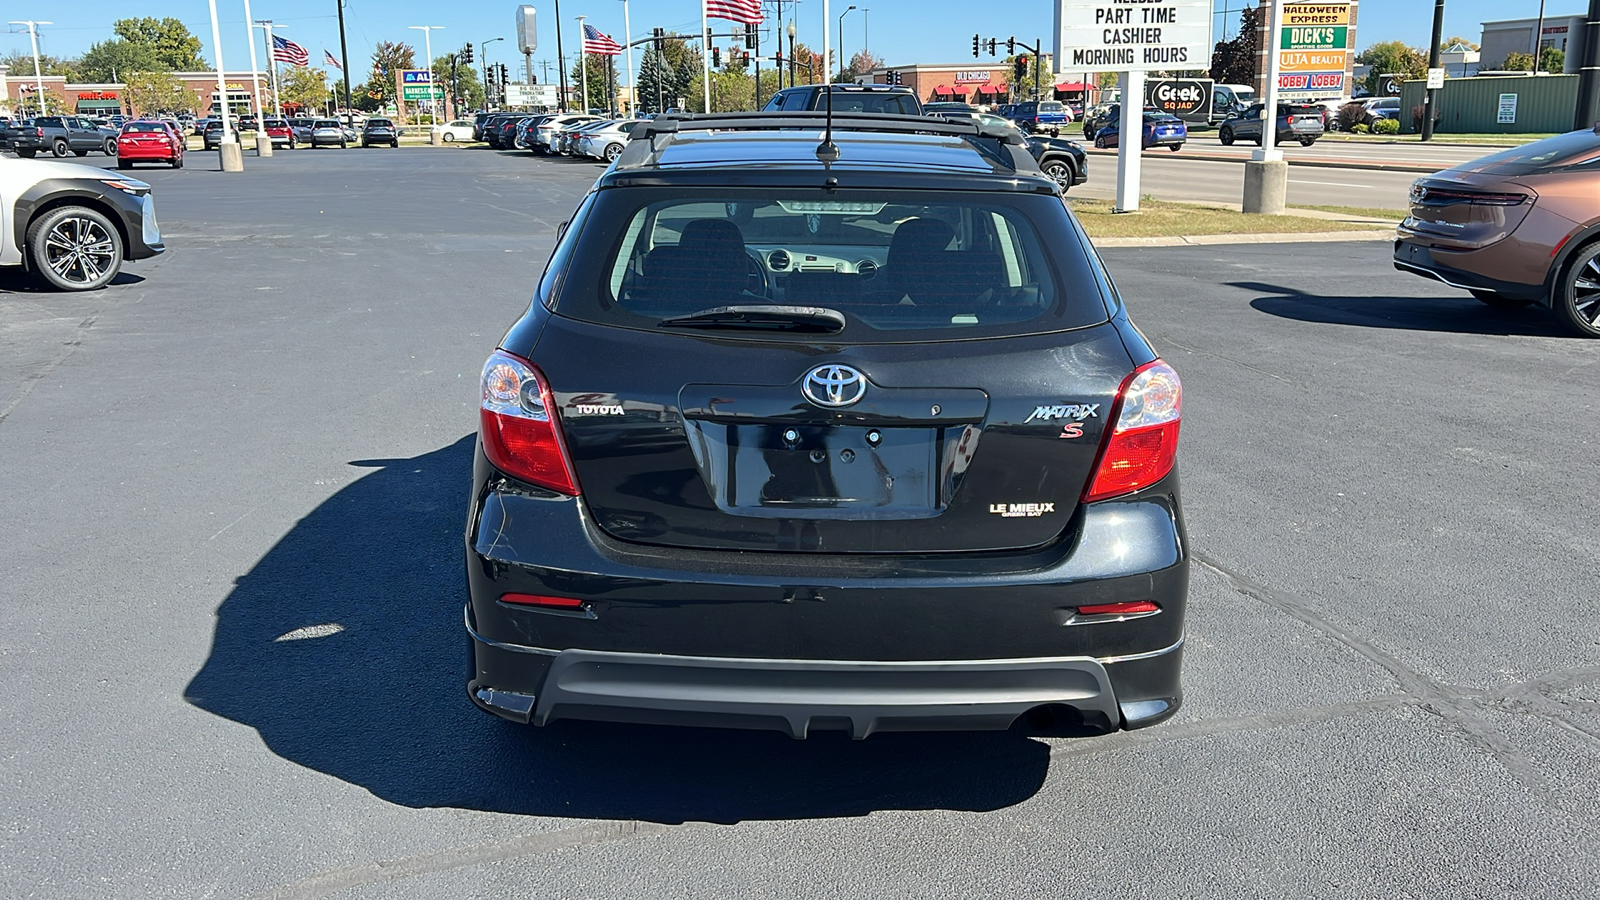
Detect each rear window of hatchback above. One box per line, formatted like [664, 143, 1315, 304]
[549, 187, 1110, 343]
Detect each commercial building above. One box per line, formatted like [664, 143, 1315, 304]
[0, 68, 269, 118]
[1480, 14, 1589, 73]
[862, 58, 1064, 107]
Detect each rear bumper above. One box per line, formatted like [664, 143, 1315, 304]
[116, 147, 175, 160]
[465, 443, 1188, 736]
[1392, 238, 1547, 303]
[468, 630, 1182, 738]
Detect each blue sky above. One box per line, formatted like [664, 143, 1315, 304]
[0, 1, 1566, 81]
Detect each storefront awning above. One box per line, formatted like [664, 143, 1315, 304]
[973, 83, 1006, 95]
[1054, 81, 1090, 92]
[931, 84, 955, 95]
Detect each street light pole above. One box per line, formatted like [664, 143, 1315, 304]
[483, 37, 504, 108]
[6, 21, 51, 117]
[203, 0, 243, 170]
[838, 6, 855, 83]
[822, 0, 831, 85]
[788, 20, 797, 86]
[409, 25, 444, 129]
[241, 0, 270, 155]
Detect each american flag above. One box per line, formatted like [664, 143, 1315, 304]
[581, 24, 623, 56]
[323, 49, 343, 70]
[705, 0, 763, 25]
[272, 34, 310, 67]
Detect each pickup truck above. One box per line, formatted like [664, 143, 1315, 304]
[12, 116, 120, 159]
[1009, 99, 1071, 136]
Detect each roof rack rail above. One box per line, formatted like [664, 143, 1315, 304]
[614, 111, 1046, 183]
[633, 111, 1026, 146]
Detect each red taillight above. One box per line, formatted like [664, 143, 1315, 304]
[500, 592, 584, 609]
[1077, 601, 1160, 616]
[35, 127, 44, 136]
[1084, 359, 1182, 503]
[479, 350, 579, 495]
[1286, 115, 1295, 123]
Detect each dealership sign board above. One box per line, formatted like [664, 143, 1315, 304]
[1053, 0, 1213, 72]
[1278, 3, 1350, 98]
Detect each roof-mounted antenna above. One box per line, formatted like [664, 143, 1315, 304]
[816, 84, 840, 163]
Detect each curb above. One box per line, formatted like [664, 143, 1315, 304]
[1093, 228, 1395, 248]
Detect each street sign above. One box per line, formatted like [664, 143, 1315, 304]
[1498, 93, 1518, 124]
[401, 85, 444, 101]
[1277, 2, 1350, 98]
[1054, 0, 1213, 71]
[1427, 68, 1445, 89]
[505, 83, 558, 107]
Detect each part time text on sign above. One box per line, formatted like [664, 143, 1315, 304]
[1054, 0, 1213, 71]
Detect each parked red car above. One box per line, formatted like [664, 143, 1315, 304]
[116, 120, 184, 169]
[263, 117, 297, 149]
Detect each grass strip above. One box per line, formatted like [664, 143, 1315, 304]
[1068, 198, 1386, 239]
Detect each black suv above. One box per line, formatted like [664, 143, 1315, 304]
[466, 112, 1186, 739]
[762, 84, 922, 115]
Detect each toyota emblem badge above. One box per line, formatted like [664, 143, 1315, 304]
[801, 364, 867, 408]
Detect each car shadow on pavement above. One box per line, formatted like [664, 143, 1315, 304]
[0, 270, 144, 293]
[184, 435, 1058, 824]
[1238, 281, 1575, 338]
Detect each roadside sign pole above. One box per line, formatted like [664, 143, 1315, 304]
[1577, 0, 1600, 129]
[1057, 0, 1211, 215]
[577, 15, 589, 112]
[1256, 0, 1284, 161]
[1421, 0, 1444, 141]
[1114, 70, 1145, 212]
[1244, 0, 1287, 213]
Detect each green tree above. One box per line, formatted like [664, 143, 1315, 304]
[688, 68, 756, 112]
[1539, 46, 1565, 73]
[1209, 6, 1259, 86]
[635, 46, 676, 113]
[840, 49, 883, 85]
[361, 41, 417, 110]
[279, 66, 329, 114]
[123, 71, 192, 115]
[112, 17, 205, 70]
[0, 51, 80, 79]
[1355, 41, 1427, 95]
[79, 39, 161, 82]
[570, 54, 620, 112]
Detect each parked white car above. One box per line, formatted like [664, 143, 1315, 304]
[575, 120, 641, 161]
[0, 157, 164, 290]
[440, 120, 476, 142]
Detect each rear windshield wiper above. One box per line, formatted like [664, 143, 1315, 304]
[658, 305, 846, 333]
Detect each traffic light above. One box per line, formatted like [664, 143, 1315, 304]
[1006, 37, 1015, 55]
[1014, 55, 1028, 81]
[745, 23, 757, 50]
[986, 38, 997, 56]
[712, 46, 721, 68]
[463, 42, 473, 64]
[498, 63, 508, 84]
[972, 34, 979, 58]
[653, 27, 665, 52]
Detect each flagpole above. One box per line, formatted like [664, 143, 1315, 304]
[257, 22, 282, 116]
[578, 15, 589, 113]
[700, 0, 712, 111]
[621, 0, 634, 116]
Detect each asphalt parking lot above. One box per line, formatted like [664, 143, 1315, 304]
[2, 147, 1598, 899]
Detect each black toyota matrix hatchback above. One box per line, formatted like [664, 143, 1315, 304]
[466, 112, 1187, 739]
